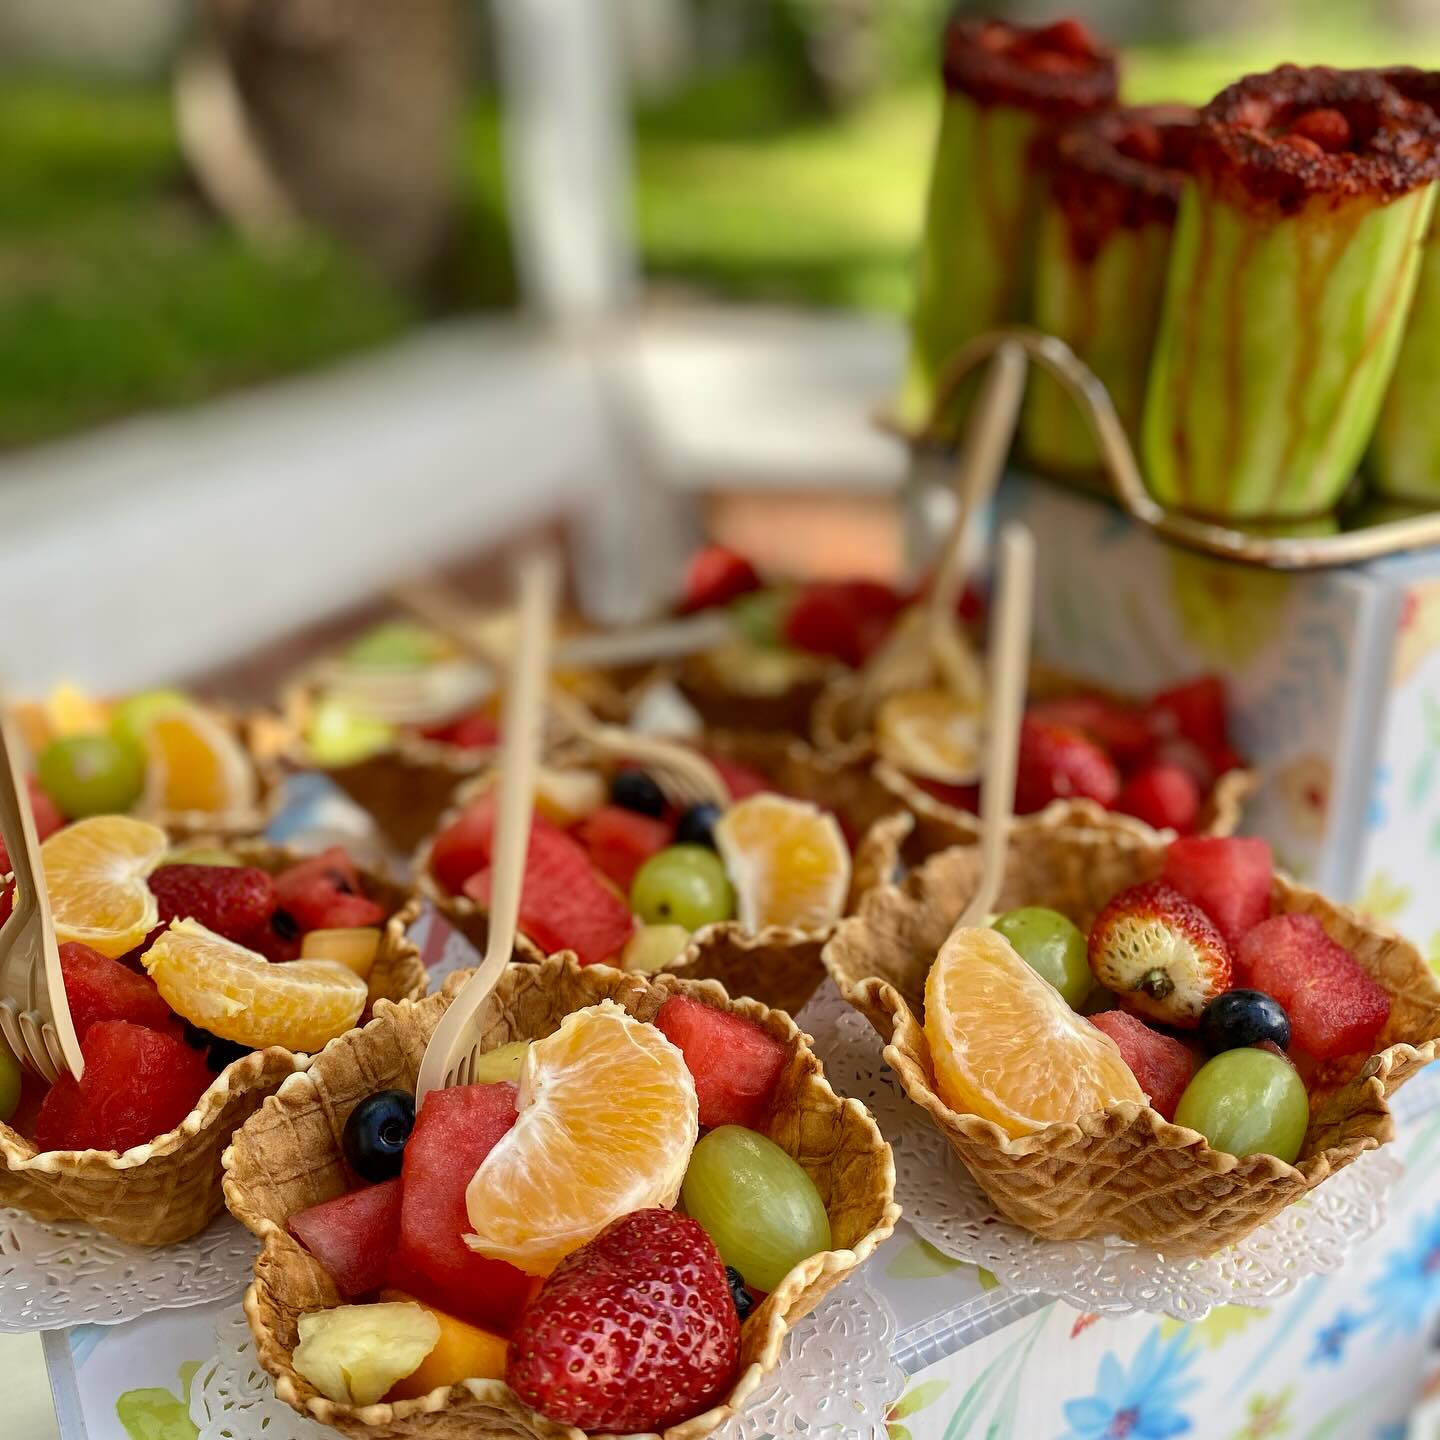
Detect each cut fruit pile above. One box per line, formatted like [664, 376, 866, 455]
[282, 993, 829, 1434]
[923, 835, 1392, 1165]
[0, 832, 395, 1154]
[18, 686, 257, 823]
[426, 756, 853, 967]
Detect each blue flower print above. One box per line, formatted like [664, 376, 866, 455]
[1059, 1328, 1200, 1440]
[1367, 1204, 1440, 1339]
[1307, 1309, 1362, 1367]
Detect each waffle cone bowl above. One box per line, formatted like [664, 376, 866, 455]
[415, 730, 899, 1016]
[669, 651, 838, 738]
[0, 841, 427, 1247]
[812, 668, 1255, 848]
[823, 826, 1440, 1256]
[223, 952, 899, 1440]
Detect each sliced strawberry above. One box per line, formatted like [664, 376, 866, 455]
[1112, 764, 1201, 834]
[1088, 881, 1231, 1029]
[147, 864, 277, 944]
[1025, 695, 1155, 768]
[782, 581, 905, 668]
[1015, 717, 1119, 814]
[679, 545, 762, 614]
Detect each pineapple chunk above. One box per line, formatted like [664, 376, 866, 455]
[470, 1040, 530, 1085]
[293, 1302, 440, 1406]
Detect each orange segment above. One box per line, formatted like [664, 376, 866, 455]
[464, 1000, 697, 1275]
[876, 688, 982, 783]
[713, 793, 850, 932]
[144, 918, 367, 1052]
[42, 815, 167, 958]
[142, 706, 257, 815]
[924, 927, 1144, 1137]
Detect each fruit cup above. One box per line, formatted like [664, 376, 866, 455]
[897, 15, 1118, 435]
[1143, 66, 1440, 521]
[814, 667, 1255, 872]
[1021, 105, 1198, 479]
[0, 836, 427, 1246]
[222, 952, 899, 1439]
[416, 732, 895, 1017]
[824, 825, 1440, 1255]
[1371, 67, 1440, 504]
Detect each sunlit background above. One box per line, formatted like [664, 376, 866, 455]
[4, 0, 1440, 687]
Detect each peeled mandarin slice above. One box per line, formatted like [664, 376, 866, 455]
[144, 918, 368, 1052]
[875, 688, 982, 783]
[141, 705, 257, 815]
[924, 926, 1144, 1137]
[45, 684, 111, 738]
[464, 1000, 698, 1276]
[42, 815, 167, 958]
[713, 792, 851, 932]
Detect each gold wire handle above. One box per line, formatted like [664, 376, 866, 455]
[914, 327, 1440, 572]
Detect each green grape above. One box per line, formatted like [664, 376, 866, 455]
[109, 689, 189, 749]
[630, 846, 736, 930]
[344, 622, 445, 669]
[1173, 1049, 1309, 1164]
[992, 907, 1092, 1009]
[681, 1125, 831, 1293]
[471, 1040, 530, 1084]
[0, 1044, 20, 1125]
[305, 698, 396, 767]
[37, 735, 146, 819]
[729, 590, 788, 649]
[162, 847, 242, 868]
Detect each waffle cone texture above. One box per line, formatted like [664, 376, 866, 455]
[0, 840, 427, 1246]
[811, 669, 1255, 851]
[224, 952, 899, 1440]
[823, 827, 1440, 1255]
[415, 730, 898, 1017]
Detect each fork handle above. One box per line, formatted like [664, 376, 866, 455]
[414, 550, 559, 1104]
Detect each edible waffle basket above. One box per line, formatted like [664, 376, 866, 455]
[223, 952, 900, 1440]
[823, 825, 1440, 1255]
[413, 730, 900, 1018]
[0, 840, 427, 1247]
[811, 665, 1256, 852]
[667, 650, 839, 739]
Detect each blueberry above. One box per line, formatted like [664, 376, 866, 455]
[181, 1022, 252, 1073]
[271, 908, 301, 941]
[342, 1089, 416, 1181]
[725, 1265, 755, 1322]
[675, 802, 722, 849]
[1199, 989, 1291, 1056]
[610, 767, 667, 817]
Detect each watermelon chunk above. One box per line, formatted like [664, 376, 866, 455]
[462, 820, 635, 967]
[1089, 1010, 1195, 1122]
[783, 581, 905, 668]
[34, 1021, 212, 1153]
[576, 806, 673, 893]
[679, 545, 762, 614]
[59, 941, 177, 1040]
[0, 778, 63, 874]
[274, 847, 384, 931]
[429, 794, 497, 896]
[1112, 764, 1201, 834]
[419, 707, 501, 750]
[1026, 696, 1156, 769]
[394, 1082, 538, 1334]
[1240, 915, 1391, 1060]
[289, 1178, 403, 1298]
[653, 994, 788, 1129]
[1162, 836, 1273, 957]
[1146, 675, 1230, 756]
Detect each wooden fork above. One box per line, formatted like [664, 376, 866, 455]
[0, 706, 83, 1083]
[415, 549, 557, 1104]
[391, 582, 728, 810]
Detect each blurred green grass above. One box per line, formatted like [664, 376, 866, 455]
[9, 21, 1440, 449]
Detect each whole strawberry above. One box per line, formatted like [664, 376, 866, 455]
[1088, 881, 1231, 1028]
[1015, 716, 1120, 814]
[507, 1209, 739, 1432]
[148, 864, 277, 944]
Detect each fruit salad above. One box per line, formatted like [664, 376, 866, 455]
[225, 955, 897, 1436]
[420, 741, 866, 1012]
[826, 827, 1440, 1253]
[898, 14, 1118, 434]
[13, 686, 271, 834]
[0, 819, 425, 1244]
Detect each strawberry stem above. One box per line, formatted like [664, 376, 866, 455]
[1137, 967, 1174, 1000]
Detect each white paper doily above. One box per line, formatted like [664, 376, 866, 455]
[190, 1273, 903, 1439]
[795, 980, 1404, 1322]
[0, 1207, 257, 1332]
